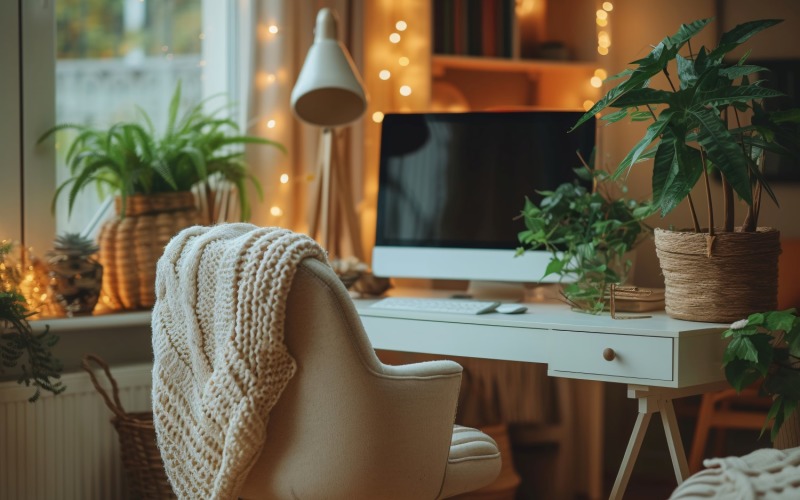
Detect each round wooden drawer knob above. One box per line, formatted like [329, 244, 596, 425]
[603, 348, 616, 361]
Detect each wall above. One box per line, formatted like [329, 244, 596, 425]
[604, 0, 800, 288]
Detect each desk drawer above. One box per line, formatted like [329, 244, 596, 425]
[550, 331, 673, 381]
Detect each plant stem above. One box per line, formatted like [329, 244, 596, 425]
[662, 68, 678, 92]
[742, 152, 764, 232]
[646, 104, 658, 121]
[687, 193, 701, 232]
[688, 40, 695, 60]
[701, 148, 715, 236]
[721, 175, 734, 232]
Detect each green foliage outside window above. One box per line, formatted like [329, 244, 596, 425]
[56, 0, 201, 59]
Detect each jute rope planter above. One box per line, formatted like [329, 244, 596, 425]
[654, 227, 781, 323]
[98, 192, 199, 310]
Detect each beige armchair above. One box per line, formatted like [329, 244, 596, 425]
[239, 258, 501, 499]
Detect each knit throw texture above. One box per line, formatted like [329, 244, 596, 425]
[151, 224, 327, 499]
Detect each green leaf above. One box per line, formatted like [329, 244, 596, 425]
[708, 19, 783, 62]
[660, 143, 703, 216]
[718, 65, 769, 80]
[676, 54, 698, 90]
[667, 18, 713, 49]
[601, 109, 628, 124]
[694, 84, 784, 108]
[544, 259, 566, 277]
[611, 88, 673, 108]
[615, 110, 674, 178]
[765, 309, 796, 332]
[726, 336, 760, 363]
[724, 359, 761, 392]
[690, 107, 753, 204]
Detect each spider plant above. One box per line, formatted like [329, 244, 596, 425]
[40, 82, 285, 220]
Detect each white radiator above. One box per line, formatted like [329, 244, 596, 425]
[0, 363, 153, 500]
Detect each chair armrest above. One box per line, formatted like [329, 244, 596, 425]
[380, 359, 463, 378]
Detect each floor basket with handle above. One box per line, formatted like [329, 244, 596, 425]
[82, 354, 175, 499]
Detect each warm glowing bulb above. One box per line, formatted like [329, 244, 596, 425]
[598, 46, 609, 55]
[379, 70, 391, 80]
[372, 111, 385, 123]
[256, 72, 275, 89]
[598, 38, 611, 48]
[268, 25, 279, 34]
[399, 85, 412, 96]
[594, 68, 607, 79]
[583, 100, 595, 111]
[598, 30, 609, 39]
[590, 76, 603, 88]
[389, 33, 401, 43]
[596, 10, 608, 20]
[603, 2, 614, 11]
[398, 56, 410, 66]
[396, 20, 407, 31]
[596, 17, 608, 27]
[267, 119, 276, 129]
[280, 174, 289, 184]
[270, 206, 283, 217]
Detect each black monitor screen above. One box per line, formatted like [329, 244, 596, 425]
[375, 111, 596, 249]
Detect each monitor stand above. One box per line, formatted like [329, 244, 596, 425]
[462, 281, 562, 303]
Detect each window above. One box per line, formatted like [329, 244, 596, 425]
[13, 0, 242, 252]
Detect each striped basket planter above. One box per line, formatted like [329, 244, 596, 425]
[98, 192, 199, 310]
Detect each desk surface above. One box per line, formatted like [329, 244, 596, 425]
[354, 294, 728, 389]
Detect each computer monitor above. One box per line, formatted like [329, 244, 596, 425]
[372, 111, 595, 284]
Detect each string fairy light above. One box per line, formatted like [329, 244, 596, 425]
[592, 2, 613, 87]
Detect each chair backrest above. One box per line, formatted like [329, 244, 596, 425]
[240, 258, 463, 500]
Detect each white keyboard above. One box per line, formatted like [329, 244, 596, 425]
[369, 297, 500, 315]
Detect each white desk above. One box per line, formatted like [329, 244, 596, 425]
[353, 298, 728, 500]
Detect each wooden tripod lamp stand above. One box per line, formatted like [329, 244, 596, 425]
[291, 8, 367, 260]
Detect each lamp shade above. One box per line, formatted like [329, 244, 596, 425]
[291, 8, 367, 127]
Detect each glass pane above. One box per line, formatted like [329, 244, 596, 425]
[54, 0, 206, 234]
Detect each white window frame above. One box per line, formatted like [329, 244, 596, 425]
[10, 0, 245, 254]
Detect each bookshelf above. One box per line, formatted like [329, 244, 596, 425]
[430, 0, 601, 111]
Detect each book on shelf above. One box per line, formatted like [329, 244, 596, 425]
[433, 0, 514, 59]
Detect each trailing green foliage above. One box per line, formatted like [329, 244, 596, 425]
[516, 167, 652, 314]
[40, 82, 286, 220]
[572, 18, 800, 232]
[0, 246, 64, 403]
[722, 309, 800, 441]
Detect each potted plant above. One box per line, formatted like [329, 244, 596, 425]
[0, 242, 64, 402]
[516, 164, 652, 313]
[47, 233, 103, 316]
[572, 18, 800, 323]
[40, 82, 285, 310]
[722, 308, 800, 448]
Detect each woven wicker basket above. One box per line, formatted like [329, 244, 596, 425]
[654, 227, 781, 323]
[82, 354, 175, 499]
[98, 192, 199, 310]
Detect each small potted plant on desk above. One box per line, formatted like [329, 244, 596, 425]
[516, 162, 652, 314]
[572, 18, 800, 323]
[39, 82, 285, 310]
[722, 308, 800, 448]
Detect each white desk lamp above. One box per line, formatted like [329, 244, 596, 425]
[291, 8, 367, 259]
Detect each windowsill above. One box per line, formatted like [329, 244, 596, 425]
[28, 310, 152, 334]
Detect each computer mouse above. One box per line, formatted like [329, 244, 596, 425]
[496, 304, 528, 314]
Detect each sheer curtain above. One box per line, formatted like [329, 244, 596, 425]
[245, 0, 364, 254]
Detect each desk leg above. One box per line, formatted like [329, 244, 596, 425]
[609, 410, 652, 500]
[659, 398, 690, 484]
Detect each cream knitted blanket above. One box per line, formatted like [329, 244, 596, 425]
[151, 224, 327, 499]
[670, 447, 800, 500]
